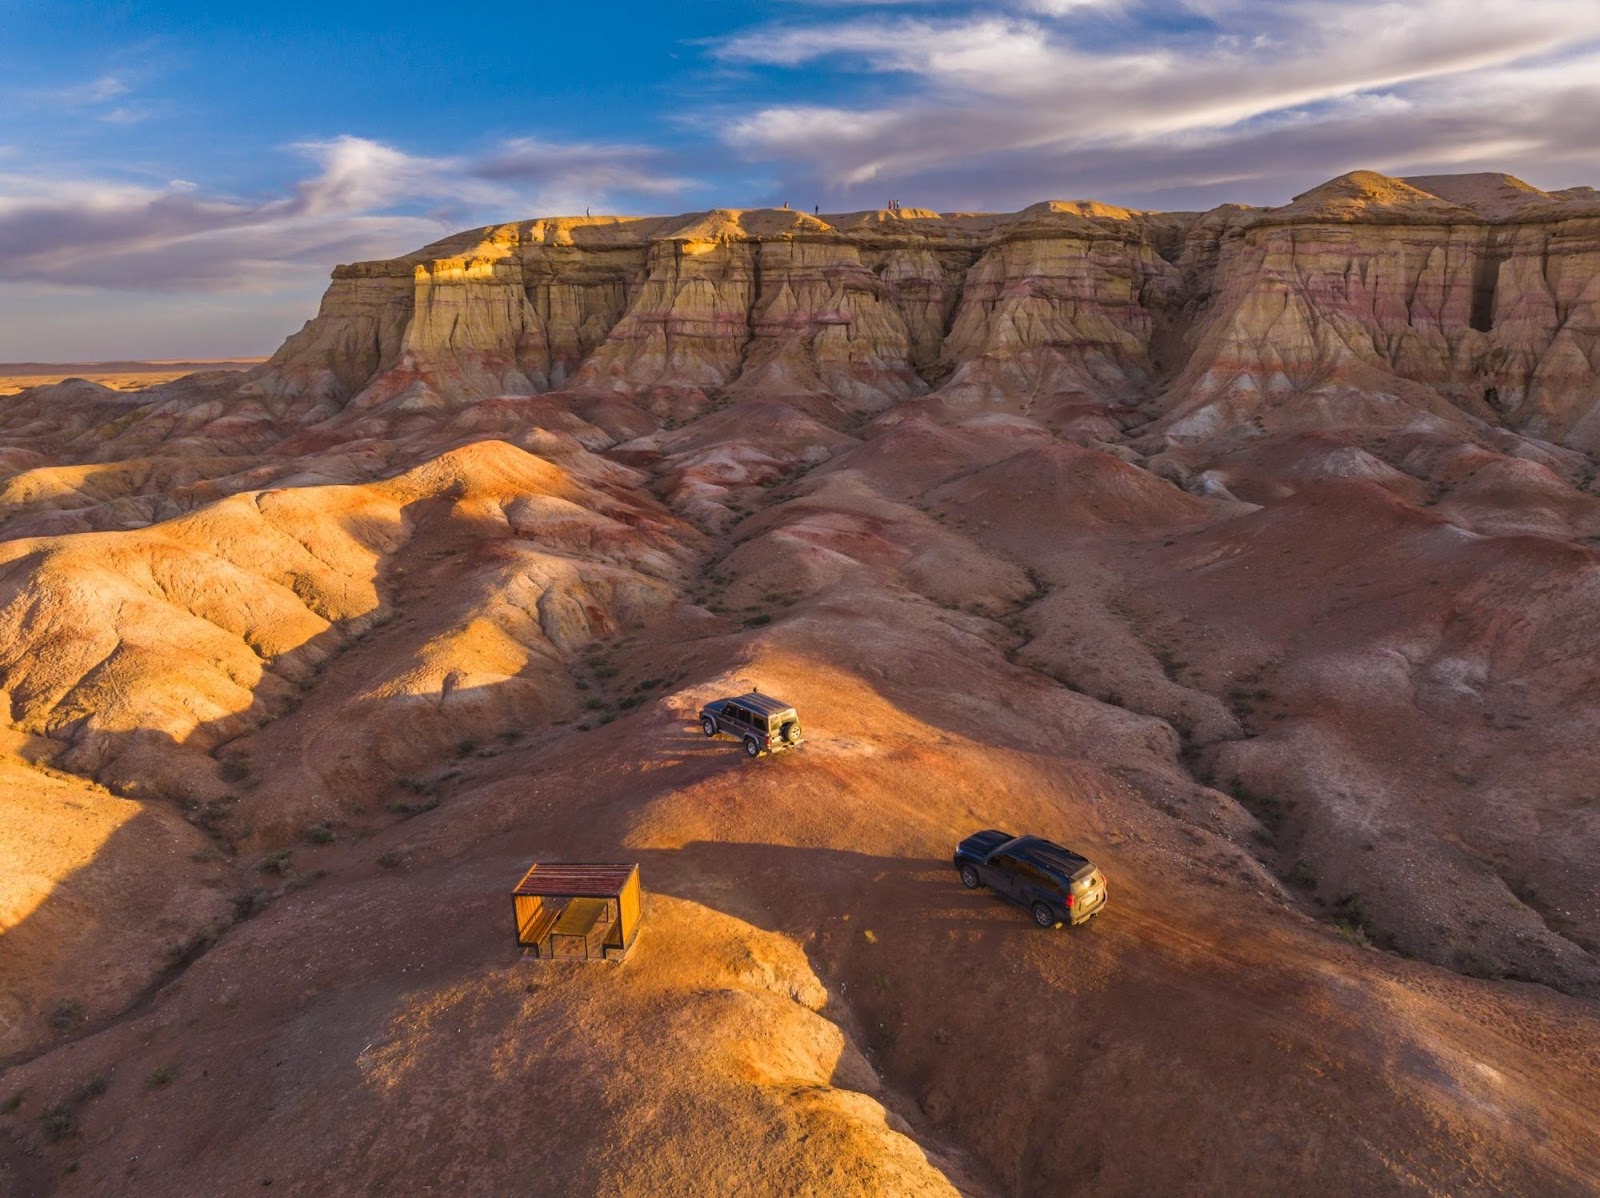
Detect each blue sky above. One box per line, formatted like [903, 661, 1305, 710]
[3, 0, 1598, 359]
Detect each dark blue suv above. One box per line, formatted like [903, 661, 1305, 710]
[954, 830, 1108, 927]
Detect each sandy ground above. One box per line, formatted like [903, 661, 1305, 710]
[0, 404, 1596, 1194]
[0, 361, 263, 396]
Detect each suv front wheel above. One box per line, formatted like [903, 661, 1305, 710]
[743, 738, 762, 758]
[702, 717, 718, 737]
[959, 865, 981, 889]
[1031, 902, 1057, 928]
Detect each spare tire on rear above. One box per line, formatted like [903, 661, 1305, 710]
[780, 721, 801, 744]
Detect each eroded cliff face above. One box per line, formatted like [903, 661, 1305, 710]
[1158, 173, 1600, 449]
[249, 172, 1600, 455]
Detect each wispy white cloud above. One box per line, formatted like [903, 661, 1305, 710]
[716, 0, 1600, 205]
[24, 71, 160, 124]
[41, 73, 132, 107]
[0, 135, 691, 292]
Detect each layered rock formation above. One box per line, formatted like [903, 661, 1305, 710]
[244, 172, 1600, 452]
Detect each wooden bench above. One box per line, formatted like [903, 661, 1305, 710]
[517, 897, 561, 949]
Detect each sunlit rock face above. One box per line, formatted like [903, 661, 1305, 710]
[249, 173, 1600, 457]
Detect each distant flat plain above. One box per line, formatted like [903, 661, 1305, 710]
[0, 358, 266, 395]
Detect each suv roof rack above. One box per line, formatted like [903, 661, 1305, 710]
[1010, 836, 1090, 877]
[732, 691, 797, 717]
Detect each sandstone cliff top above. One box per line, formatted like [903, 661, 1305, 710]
[339, 169, 1599, 279]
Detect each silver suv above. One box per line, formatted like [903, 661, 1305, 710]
[700, 691, 804, 758]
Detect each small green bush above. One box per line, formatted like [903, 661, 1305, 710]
[46, 1000, 83, 1033]
[146, 1066, 175, 1089]
[38, 1103, 75, 1141]
[304, 823, 336, 845]
[1336, 920, 1371, 948]
[261, 849, 293, 876]
[387, 796, 439, 817]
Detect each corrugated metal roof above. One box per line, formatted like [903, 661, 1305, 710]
[728, 692, 797, 717]
[512, 862, 638, 897]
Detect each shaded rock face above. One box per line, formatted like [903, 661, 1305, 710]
[1161, 203, 1600, 447]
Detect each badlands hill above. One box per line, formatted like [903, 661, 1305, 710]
[2, 169, 1600, 1195]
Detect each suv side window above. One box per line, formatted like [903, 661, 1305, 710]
[724, 705, 746, 725]
[991, 853, 1019, 876]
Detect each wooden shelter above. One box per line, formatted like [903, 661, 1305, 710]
[512, 863, 641, 961]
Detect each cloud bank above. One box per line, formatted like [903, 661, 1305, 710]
[0, 135, 689, 293]
[717, 0, 1600, 207]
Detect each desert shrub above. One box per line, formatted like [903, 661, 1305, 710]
[303, 823, 336, 845]
[743, 613, 772, 628]
[377, 850, 404, 870]
[219, 759, 252, 783]
[38, 1103, 75, 1141]
[1, 1094, 22, 1114]
[455, 739, 479, 757]
[1288, 859, 1317, 889]
[46, 1000, 83, 1033]
[1335, 920, 1371, 948]
[261, 849, 293, 876]
[74, 1077, 107, 1104]
[388, 796, 440, 817]
[145, 1066, 175, 1089]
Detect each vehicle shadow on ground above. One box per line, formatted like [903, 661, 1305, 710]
[623, 839, 1040, 1195]
[623, 836, 1087, 1029]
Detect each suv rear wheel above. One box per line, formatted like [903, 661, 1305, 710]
[743, 737, 761, 758]
[702, 717, 718, 737]
[1031, 902, 1057, 928]
[959, 865, 981, 889]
